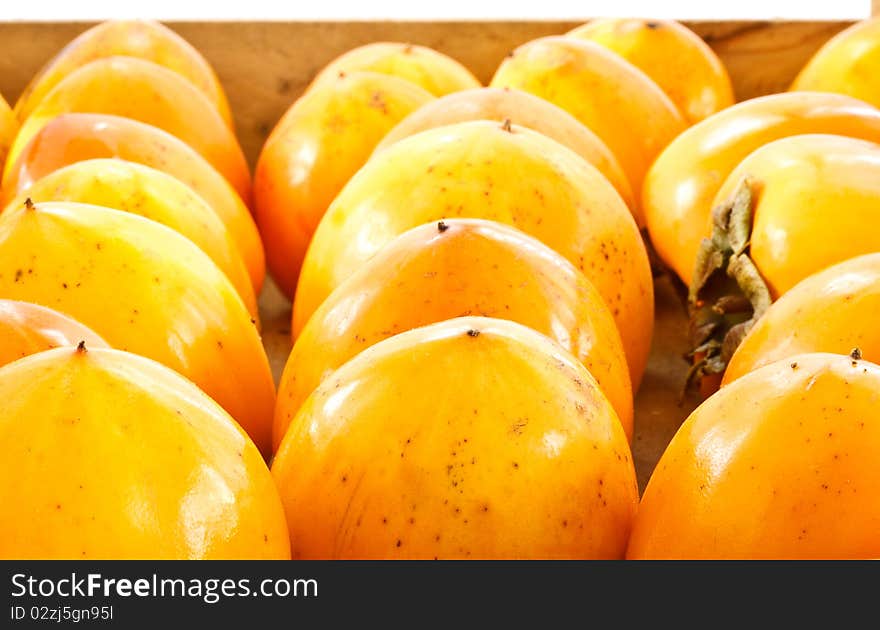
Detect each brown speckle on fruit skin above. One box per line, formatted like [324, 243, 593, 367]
[466, 329, 480, 338]
[24, 197, 35, 210]
[76, 341, 87, 354]
[437, 220, 449, 233]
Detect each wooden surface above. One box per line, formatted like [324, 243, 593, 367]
[0, 19, 853, 491]
[0, 20, 853, 165]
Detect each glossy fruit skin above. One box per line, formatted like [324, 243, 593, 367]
[1, 113, 264, 294]
[276, 219, 633, 450]
[0, 201, 275, 456]
[0, 346, 289, 559]
[375, 86, 635, 212]
[4, 56, 250, 202]
[273, 317, 638, 559]
[253, 72, 433, 299]
[628, 353, 880, 559]
[0, 299, 107, 368]
[643, 92, 880, 285]
[567, 18, 734, 124]
[490, 36, 686, 226]
[293, 121, 653, 387]
[310, 42, 481, 96]
[0, 94, 16, 175]
[715, 134, 880, 297]
[13, 20, 233, 127]
[724, 253, 880, 385]
[791, 17, 880, 111]
[6, 159, 257, 318]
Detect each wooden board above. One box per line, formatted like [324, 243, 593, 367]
[0, 19, 855, 491]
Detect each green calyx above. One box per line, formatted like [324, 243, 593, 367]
[686, 176, 772, 387]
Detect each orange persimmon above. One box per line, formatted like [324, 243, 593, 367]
[643, 92, 880, 285]
[275, 218, 633, 450]
[0, 113, 264, 294]
[374, 86, 634, 212]
[6, 159, 257, 318]
[273, 317, 638, 559]
[4, 57, 250, 201]
[13, 19, 233, 127]
[567, 18, 734, 124]
[293, 121, 653, 388]
[490, 36, 686, 226]
[791, 17, 880, 111]
[0, 200, 275, 455]
[724, 254, 880, 385]
[628, 352, 880, 559]
[0, 299, 107, 368]
[253, 71, 433, 299]
[0, 346, 289, 559]
[310, 42, 480, 96]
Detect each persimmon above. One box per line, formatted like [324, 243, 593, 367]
[273, 317, 638, 559]
[374, 86, 635, 212]
[13, 20, 233, 127]
[310, 42, 480, 96]
[567, 18, 734, 124]
[0, 94, 15, 175]
[253, 71, 433, 299]
[724, 254, 880, 385]
[0, 346, 289, 559]
[0, 200, 275, 455]
[688, 134, 880, 381]
[1, 113, 264, 293]
[628, 352, 880, 559]
[6, 159, 257, 318]
[490, 36, 686, 226]
[276, 218, 632, 450]
[791, 17, 880, 111]
[0, 299, 107, 368]
[293, 121, 653, 387]
[4, 57, 250, 201]
[643, 92, 880, 285]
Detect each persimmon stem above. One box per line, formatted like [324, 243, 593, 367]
[686, 176, 772, 390]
